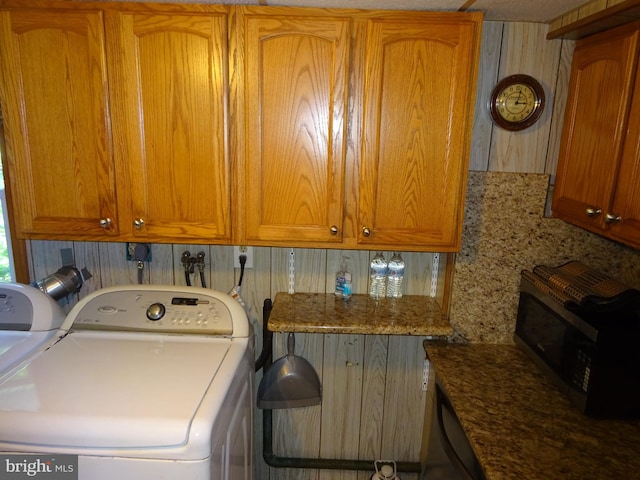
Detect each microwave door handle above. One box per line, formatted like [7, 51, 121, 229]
[436, 387, 485, 480]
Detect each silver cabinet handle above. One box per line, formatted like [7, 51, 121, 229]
[330, 225, 339, 235]
[585, 207, 602, 217]
[605, 213, 622, 223]
[362, 227, 371, 237]
[133, 218, 145, 229]
[99, 218, 112, 228]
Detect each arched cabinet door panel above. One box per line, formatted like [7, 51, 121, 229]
[0, 8, 118, 240]
[357, 14, 482, 251]
[236, 7, 350, 245]
[106, 8, 231, 243]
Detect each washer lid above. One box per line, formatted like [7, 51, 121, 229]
[0, 331, 59, 376]
[0, 331, 232, 449]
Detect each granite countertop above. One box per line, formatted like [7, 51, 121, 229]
[267, 292, 453, 335]
[425, 343, 640, 480]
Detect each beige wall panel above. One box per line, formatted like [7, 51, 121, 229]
[318, 333, 365, 480]
[469, 21, 503, 172]
[381, 336, 426, 470]
[357, 334, 389, 480]
[28, 240, 72, 282]
[489, 22, 562, 173]
[148, 244, 175, 285]
[402, 251, 436, 296]
[97, 242, 141, 286]
[545, 39, 576, 180]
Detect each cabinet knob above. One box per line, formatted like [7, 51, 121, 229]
[605, 213, 622, 224]
[362, 227, 371, 237]
[585, 207, 602, 217]
[330, 225, 339, 235]
[133, 218, 145, 229]
[99, 218, 112, 229]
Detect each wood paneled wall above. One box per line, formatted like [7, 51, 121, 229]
[25, 20, 575, 480]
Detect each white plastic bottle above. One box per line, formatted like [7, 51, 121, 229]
[369, 252, 388, 299]
[371, 460, 399, 480]
[335, 255, 353, 299]
[386, 252, 405, 298]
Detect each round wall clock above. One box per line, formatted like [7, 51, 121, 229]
[489, 74, 545, 131]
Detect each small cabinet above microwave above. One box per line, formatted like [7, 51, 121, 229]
[552, 20, 640, 250]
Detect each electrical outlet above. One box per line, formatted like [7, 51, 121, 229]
[126, 243, 152, 262]
[233, 246, 253, 269]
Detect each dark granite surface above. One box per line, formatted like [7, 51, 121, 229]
[425, 343, 640, 480]
[268, 292, 453, 335]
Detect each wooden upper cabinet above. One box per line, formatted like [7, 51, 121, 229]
[235, 7, 350, 245]
[553, 24, 639, 231]
[553, 21, 640, 249]
[0, 8, 118, 239]
[234, 8, 481, 251]
[356, 14, 481, 250]
[612, 86, 640, 248]
[106, 9, 231, 243]
[1, 3, 481, 250]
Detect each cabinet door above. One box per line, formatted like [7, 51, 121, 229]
[237, 8, 349, 245]
[358, 15, 481, 250]
[0, 9, 118, 239]
[552, 25, 640, 233]
[106, 10, 230, 243]
[609, 75, 640, 249]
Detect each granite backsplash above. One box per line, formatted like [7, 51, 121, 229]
[450, 171, 640, 344]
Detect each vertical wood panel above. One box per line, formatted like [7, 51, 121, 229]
[402, 251, 435, 296]
[381, 337, 426, 468]
[28, 240, 72, 282]
[489, 23, 562, 173]
[147, 243, 174, 285]
[318, 334, 364, 480]
[357, 334, 389, 480]
[545, 39, 576, 179]
[97, 242, 140, 286]
[469, 21, 503, 172]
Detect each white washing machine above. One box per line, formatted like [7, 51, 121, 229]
[0, 282, 67, 378]
[0, 285, 254, 480]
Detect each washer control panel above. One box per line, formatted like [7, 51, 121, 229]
[0, 283, 66, 332]
[71, 288, 237, 335]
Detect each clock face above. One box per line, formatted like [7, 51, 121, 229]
[489, 75, 545, 131]
[495, 83, 539, 123]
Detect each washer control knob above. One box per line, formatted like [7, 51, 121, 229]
[146, 303, 166, 321]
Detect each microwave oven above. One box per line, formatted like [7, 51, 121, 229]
[514, 273, 640, 419]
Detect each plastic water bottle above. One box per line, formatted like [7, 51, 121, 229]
[386, 252, 404, 298]
[335, 255, 353, 299]
[369, 252, 388, 299]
